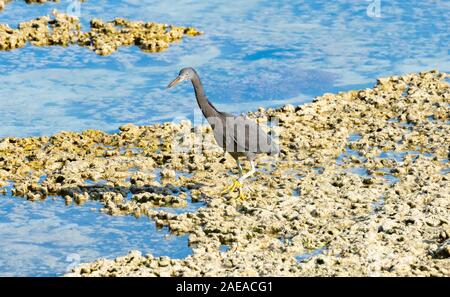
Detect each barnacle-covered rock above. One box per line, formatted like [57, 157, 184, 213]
[0, 71, 448, 277]
[0, 11, 202, 55]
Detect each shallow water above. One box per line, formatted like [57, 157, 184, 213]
[296, 247, 327, 263]
[0, 0, 449, 276]
[0, 194, 193, 276]
[0, 0, 448, 137]
[0, 177, 203, 276]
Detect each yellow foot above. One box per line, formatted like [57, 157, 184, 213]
[221, 180, 242, 194]
[235, 189, 248, 201]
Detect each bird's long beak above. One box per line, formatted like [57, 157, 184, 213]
[167, 76, 183, 88]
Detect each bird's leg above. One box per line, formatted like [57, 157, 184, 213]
[237, 159, 243, 178]
[221, 179, 242, 194]
[237, 160, 256, 184]
[235, 161, 256, 201]
[221, 159, 244, 194]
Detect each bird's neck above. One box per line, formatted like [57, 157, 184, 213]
[190, 75, 221, 119]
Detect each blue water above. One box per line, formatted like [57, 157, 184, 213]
[0, 193, 192, 276]
[348, 133, 362, 142]
[0, 0, 448, 137]
[296, 247, 327, 263]
[0, 0, 449, 276]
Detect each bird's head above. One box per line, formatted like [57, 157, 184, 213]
[167, 67, 196, 88]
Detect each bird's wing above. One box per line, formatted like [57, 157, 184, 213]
[222, 114, 276, 154]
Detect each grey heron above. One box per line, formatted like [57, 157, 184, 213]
[167, 67, 279, 199]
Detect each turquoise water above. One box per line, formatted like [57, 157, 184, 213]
[0, 0, 449, 276]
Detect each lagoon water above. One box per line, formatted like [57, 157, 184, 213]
[1, 0, 449, 137]
[0, 0, 449, 276]
[0, 193, 193, 276]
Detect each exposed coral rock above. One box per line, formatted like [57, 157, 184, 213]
[0, 11, 202, 55]
[0, 0, 61, 13]
[0, 71, 449, 276]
